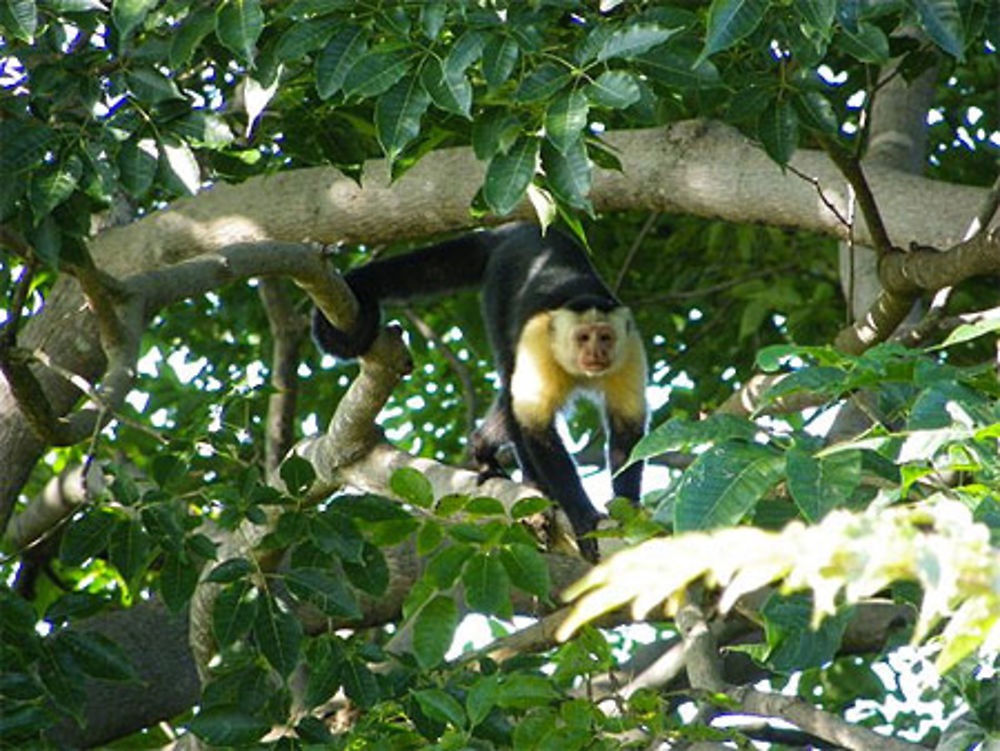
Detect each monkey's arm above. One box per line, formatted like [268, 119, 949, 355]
[516, 424, 603, 539]
[602, 331, 648, 503]
[608, 414, 645, 502]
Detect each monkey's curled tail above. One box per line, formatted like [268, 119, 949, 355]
[312, 226, 515, 358]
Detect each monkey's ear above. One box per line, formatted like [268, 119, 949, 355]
[312, 296, 381, 359]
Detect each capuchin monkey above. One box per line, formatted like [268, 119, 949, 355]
[313, 224, 648, 555]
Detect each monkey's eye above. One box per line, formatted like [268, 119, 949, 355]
[599, 333, 613, 344]
[576, 332, 591, 344]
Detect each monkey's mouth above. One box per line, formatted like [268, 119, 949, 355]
[580, 360, 611, 374]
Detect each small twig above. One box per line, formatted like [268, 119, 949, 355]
[403, 308, 479, 438]
[816, 134, 897, 257]
[614, 213, 658, 294]
[784, 163, 851, 229]
[635, 264, 798, 305]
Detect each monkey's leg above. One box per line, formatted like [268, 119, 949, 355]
[516, 425, 602, 561]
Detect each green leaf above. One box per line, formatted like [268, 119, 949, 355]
[38, 645, 86, 724]
[472, 111, 522, 160]
[342, 542, 390, 596]
[795, 0, 836, 39]
[274, 17, 339, 61]
[420, 2, 446, 39]
[45, 0, 108, 10]
[674, 441, 785, 531]
[700, 0, 768, 60]
[836, 22, 890, 64]
[159, 140, 201, 195]
[56, 630, 140, 682]
[126, 68, 184, 103]
[343, 45, 414, 98]
[639, 46, 721, 89]
[160, 550, 201, 613]
[108, 518, 150, 584]
[45, 592, 111, 624]
[207, 557, 254, 583]
[465, 497, 506, 517]
[414, 688, 467, 728]
[511, 497, 551, 519]
[426, 543, 475, 588]
[304, 637, 345, 707]
[542, 138, 592, 212]
[421, 57, 472, 118]
[500, 543, 551, 598]
[934, 316, 1000, 349]
[0, 705, 50, 743]
[315, 26, 367, 99]
[253, 594, 303, 678]
[466, 674, 500, 727]
[483, 137, 538, 216]
[545, 90, 589, 154]
[462, 553, 511, 617]
[757, 100, 799, 165]
[27, 215, 61, 268]
[117, 137, 158, 198]
[762, 593, 850, 673]
[413, 595, 459, 668]
[29, 156, 82, 220]
[496, 674, 560, 709]
[186, 707, 270, 746]
[0, 122, 56, 173]
[445, 30, 485, 75]
[417, 519, 445, 555]
[341, 658, 379, 708]
[587, 71, 641, 109]
[762, 366, 848, 402]
[2, 591, 40, 651]
[112, 0, 157, 44]
[170, 8, 216, 67]
[279, 454, 315, 496]
[212, 580, 258, 647]
[215, 0, 264, 66]
[286, 567, 362, 618]
[629, 415, 757, 463]
[390, 466, 435, 508]
[309, 511, 365, 563]
[793, 91, 838, 133]
[60, 509, 115, 567]
[482, 35, 519, 90]
[596, 23, 679, 61]
[2, 0, 37, 43]
[515, 63, 571, 102]
[911, 0, 965, 58]
[786, 448, 861, 522]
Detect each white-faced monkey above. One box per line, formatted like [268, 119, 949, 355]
[313, 224, 648, 557]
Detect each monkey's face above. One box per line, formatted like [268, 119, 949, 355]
[550, 307, 630, 378]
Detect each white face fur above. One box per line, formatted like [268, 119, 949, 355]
[549, 307, 632, 377]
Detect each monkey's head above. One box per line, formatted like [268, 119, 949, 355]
[550, 302, 632, 378]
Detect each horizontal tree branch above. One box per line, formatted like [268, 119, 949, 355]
[3, 119, 997, 525]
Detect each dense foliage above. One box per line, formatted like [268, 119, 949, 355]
[1, 1, 998, 749]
